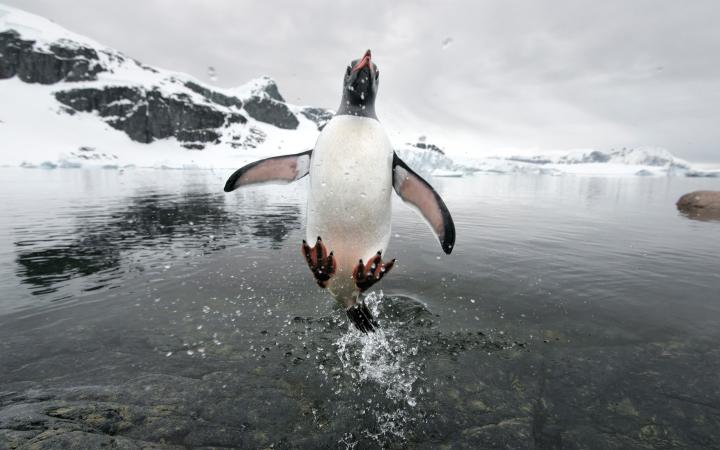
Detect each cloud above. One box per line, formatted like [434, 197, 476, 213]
[5, 0, 720, 161]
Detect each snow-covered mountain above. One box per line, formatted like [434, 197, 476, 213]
[0, 4, 330, 169]
[477, 147, 698, 177]
[1, 4, 717, 177]
[395, 137, 464, 177]
[395, 141, 715, 178]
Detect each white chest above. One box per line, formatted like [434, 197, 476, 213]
[311, 115, 393, 184]
[305, 115, 394, 267]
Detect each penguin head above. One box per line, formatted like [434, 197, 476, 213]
[338, 49, 379, 118]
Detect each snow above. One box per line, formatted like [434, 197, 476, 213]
[231, 76, 278, 100]
[394, 140, 705, 177]
[431, 169, 464, 178]
[461, 155, 681, 177]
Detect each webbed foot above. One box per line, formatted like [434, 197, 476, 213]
[353, 250, 396, 292]
[301, 236, 336, 288]
[346, 302, 378, 333]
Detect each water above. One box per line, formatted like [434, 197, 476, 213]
[1, 167, 719, 449]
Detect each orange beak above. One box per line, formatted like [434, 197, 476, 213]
[351, 49, 372, 73]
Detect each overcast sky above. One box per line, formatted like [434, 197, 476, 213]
[6, 0, 720, 162]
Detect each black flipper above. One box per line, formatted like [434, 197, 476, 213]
[392, 152, 456, 254]
[224, 150, 312, 192]
[346, 302, 378, 333]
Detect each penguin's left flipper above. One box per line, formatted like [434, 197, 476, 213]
[224, 150, 312, 192]
[392, 152, 456, 254]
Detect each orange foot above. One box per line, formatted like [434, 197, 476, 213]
[301, 236, 336, 288]
[353, 250, 396, 292]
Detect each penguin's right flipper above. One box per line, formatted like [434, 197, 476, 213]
[346, 302, 378, 333]
[224, 150, 312, 192]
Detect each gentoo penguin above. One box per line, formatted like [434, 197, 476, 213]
[224, 50, 455, 332]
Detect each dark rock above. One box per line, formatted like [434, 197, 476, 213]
[0, 30, 104, 83]
[557, 150, 611, 164]
[243, 96, 299, 130]
[677, 191, 720, 211]
[231, 127, 266, 149]
[181, 143, 205, 150]
[686, 170, 720, 178]
[676, 191, 720, 221]
[508, 156, 553, 165]
[300, 107, 334, 131]
[184, 81, 243, 109]
[55, 87, 242, 144]
[55, 86, 143, 115]
[408, 141, 446, 155]
[175, 129, 221, 143]
[584, 150, 611, 163]
[226, 113, 247, 125]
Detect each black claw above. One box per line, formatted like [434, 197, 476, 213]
[301, 237, 336, 289]
[325, 252, 335, 274]
[353, 252, 396, 292]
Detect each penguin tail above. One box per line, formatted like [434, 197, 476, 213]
[346, 302, 378, 333]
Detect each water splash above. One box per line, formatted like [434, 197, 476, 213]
[331, 291, 423, 441]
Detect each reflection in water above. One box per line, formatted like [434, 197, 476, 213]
[243, 206, 304, 249]
[14, 190, 301, 297]
[16, 235, 121, 295]
[678, 208, 720, 222]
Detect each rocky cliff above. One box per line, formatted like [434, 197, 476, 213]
[0, 6, 332, 152]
